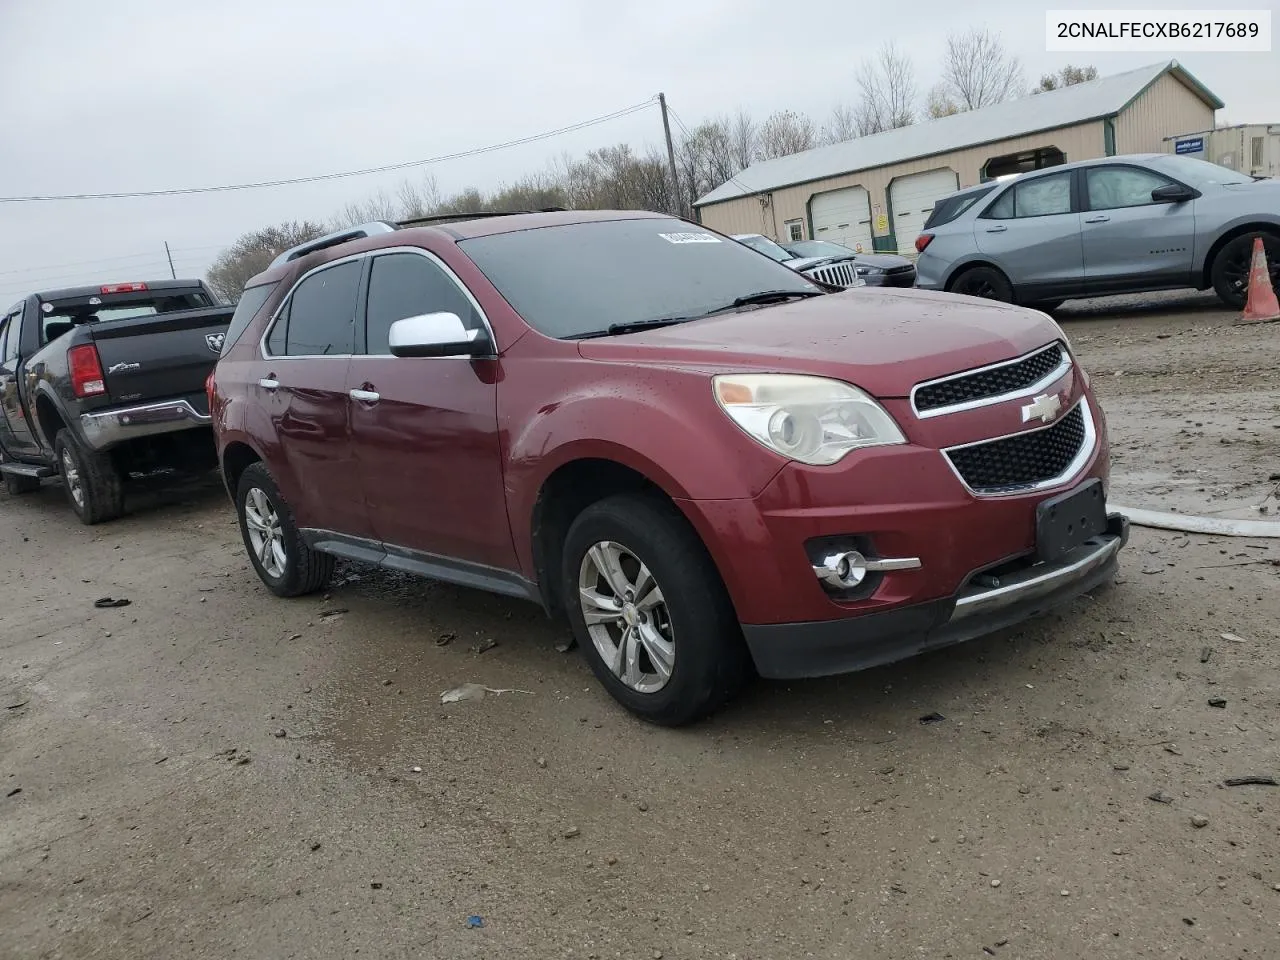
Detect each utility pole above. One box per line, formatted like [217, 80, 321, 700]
[658, 93, 683, 219]
[164, 241, 176, 279]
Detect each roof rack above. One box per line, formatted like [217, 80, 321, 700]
[395, 207, 566, 228]
[268, 221, 396, 269]
[268, 209, 571, 268]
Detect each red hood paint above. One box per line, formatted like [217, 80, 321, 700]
[576, 288, 1062, 398]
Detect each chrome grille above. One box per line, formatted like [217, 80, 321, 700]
[806, 262, 860, 288]
[945, 402, 1087, 495]
[913, 342, 1067, 415]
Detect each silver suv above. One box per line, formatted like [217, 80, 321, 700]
[914, 154, 1280, 310]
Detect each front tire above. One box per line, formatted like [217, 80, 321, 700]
[561, 493, 749, 726]
[1211, 232, 1280, 310]
[235, 462, 333, 597]
[55, 429, 123, 524]
[949, 266, 1014, 303]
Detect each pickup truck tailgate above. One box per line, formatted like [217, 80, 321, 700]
[90, 307, 233, 404]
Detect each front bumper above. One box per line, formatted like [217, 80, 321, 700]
[79, 398, 212, 451]
[743, 513, 1128, 679]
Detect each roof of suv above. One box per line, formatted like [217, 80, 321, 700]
[246, 209, 676, 288]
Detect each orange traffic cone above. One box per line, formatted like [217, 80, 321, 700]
[1238, 236, 1280, 324]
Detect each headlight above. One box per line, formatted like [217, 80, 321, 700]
[855, 265, 884, 276]
[713, 374, 906, 465]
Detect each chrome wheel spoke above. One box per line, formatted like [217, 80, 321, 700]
[636, 622, 674, 682]
[588, 542, 631, 598]
[620, 627, 643, 688]
[579, 588, 622, 625]
[609, 627, 630, 677]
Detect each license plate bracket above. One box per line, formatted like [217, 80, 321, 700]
[1035, 478, 1107, 564]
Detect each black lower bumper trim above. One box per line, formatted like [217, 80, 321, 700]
[742, 514, 1129, 681]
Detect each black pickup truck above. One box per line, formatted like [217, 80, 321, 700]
[0, 279, 234, 524]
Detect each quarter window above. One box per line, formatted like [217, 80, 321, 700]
[363, 253, 482, 356]
[1086, 166, 1174, 210]
[274, 260, 362, 357]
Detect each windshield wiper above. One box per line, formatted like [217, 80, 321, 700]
[571, 317, 694, 340]
[697, 289, 824, 317]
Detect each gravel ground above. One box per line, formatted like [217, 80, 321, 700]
[2, 293, 1278, 960]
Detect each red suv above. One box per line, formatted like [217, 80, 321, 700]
[209, 210, 1128, 726]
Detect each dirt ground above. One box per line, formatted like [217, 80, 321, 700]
[2, 293, 1278, 960]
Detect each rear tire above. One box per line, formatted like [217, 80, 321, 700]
[949, 266, 1013, 303]
[55, 429, 124, 524]
[561, 493, 749, 727]
[1211, 232, 1280, 309]
[235, 462, 334, 598]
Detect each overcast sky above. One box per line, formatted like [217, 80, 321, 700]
[1, 0, 1274, 303]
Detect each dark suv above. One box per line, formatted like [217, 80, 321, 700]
[210, 211, 1125, 725]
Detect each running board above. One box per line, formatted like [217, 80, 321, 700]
[0, 461, 56, 479]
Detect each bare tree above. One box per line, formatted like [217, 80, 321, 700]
[1032, 64, 1099, 94]
[941, 28, 1025, 111]
[925, 83, 961, 119]
[729, 109, 759, 169]
[853, 42, 917, 135]
[757, 110, 817, 160]
[205, 220, 328, 302]
[331, 189, 401, 229]
[820, 103, 859, 145]
[396, 175, 443, 219]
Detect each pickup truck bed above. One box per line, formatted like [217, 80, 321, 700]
[0, 279, 234, 523]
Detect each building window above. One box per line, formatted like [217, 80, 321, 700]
[1252, 136, 1265, 170]
[980, 146, 1066, 182]
[784, 219, 805, 242]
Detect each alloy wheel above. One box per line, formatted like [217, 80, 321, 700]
[578, 540, 675, 694]
[244, 486, 287, 578]
[60, 448, 83, 508]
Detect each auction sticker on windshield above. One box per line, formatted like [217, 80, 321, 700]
[658, 232, 722, 244]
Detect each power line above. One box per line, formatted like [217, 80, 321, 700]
[665, 104, 757, 199]
[1, 99, 658, 204]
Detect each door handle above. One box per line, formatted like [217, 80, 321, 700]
[349, 388, 380, 403]
[1084, 215, 1110, 224]
[985, 225, 1007, 233]
[258, 378, 279, 390]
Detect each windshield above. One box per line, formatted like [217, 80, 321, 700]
[734, 234, 793, 262]
[1147, 154, 1253, 186]
[785, 240, 853, 259]
[460, 218, 820, 339]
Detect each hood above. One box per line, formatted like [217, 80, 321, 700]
[849, 252, 912, 270]
[576, 288, 1062, 399]
[781, 255, 833, 270]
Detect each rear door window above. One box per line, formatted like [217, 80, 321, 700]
[273, 261, 362, 357]
[983, 172, 1072, 219]
[362, 252, 483, 355]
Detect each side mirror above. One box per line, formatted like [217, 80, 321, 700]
[1150, 183, 1196, 203]
[388, 312, 492, 358]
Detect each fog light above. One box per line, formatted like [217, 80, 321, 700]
[815, 550, 869, 589]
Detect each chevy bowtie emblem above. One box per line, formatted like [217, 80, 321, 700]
[1021, 392, 1062, 424]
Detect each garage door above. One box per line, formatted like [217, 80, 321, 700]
[889, 168, 960, 256]
[810, 186, 873, 254]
